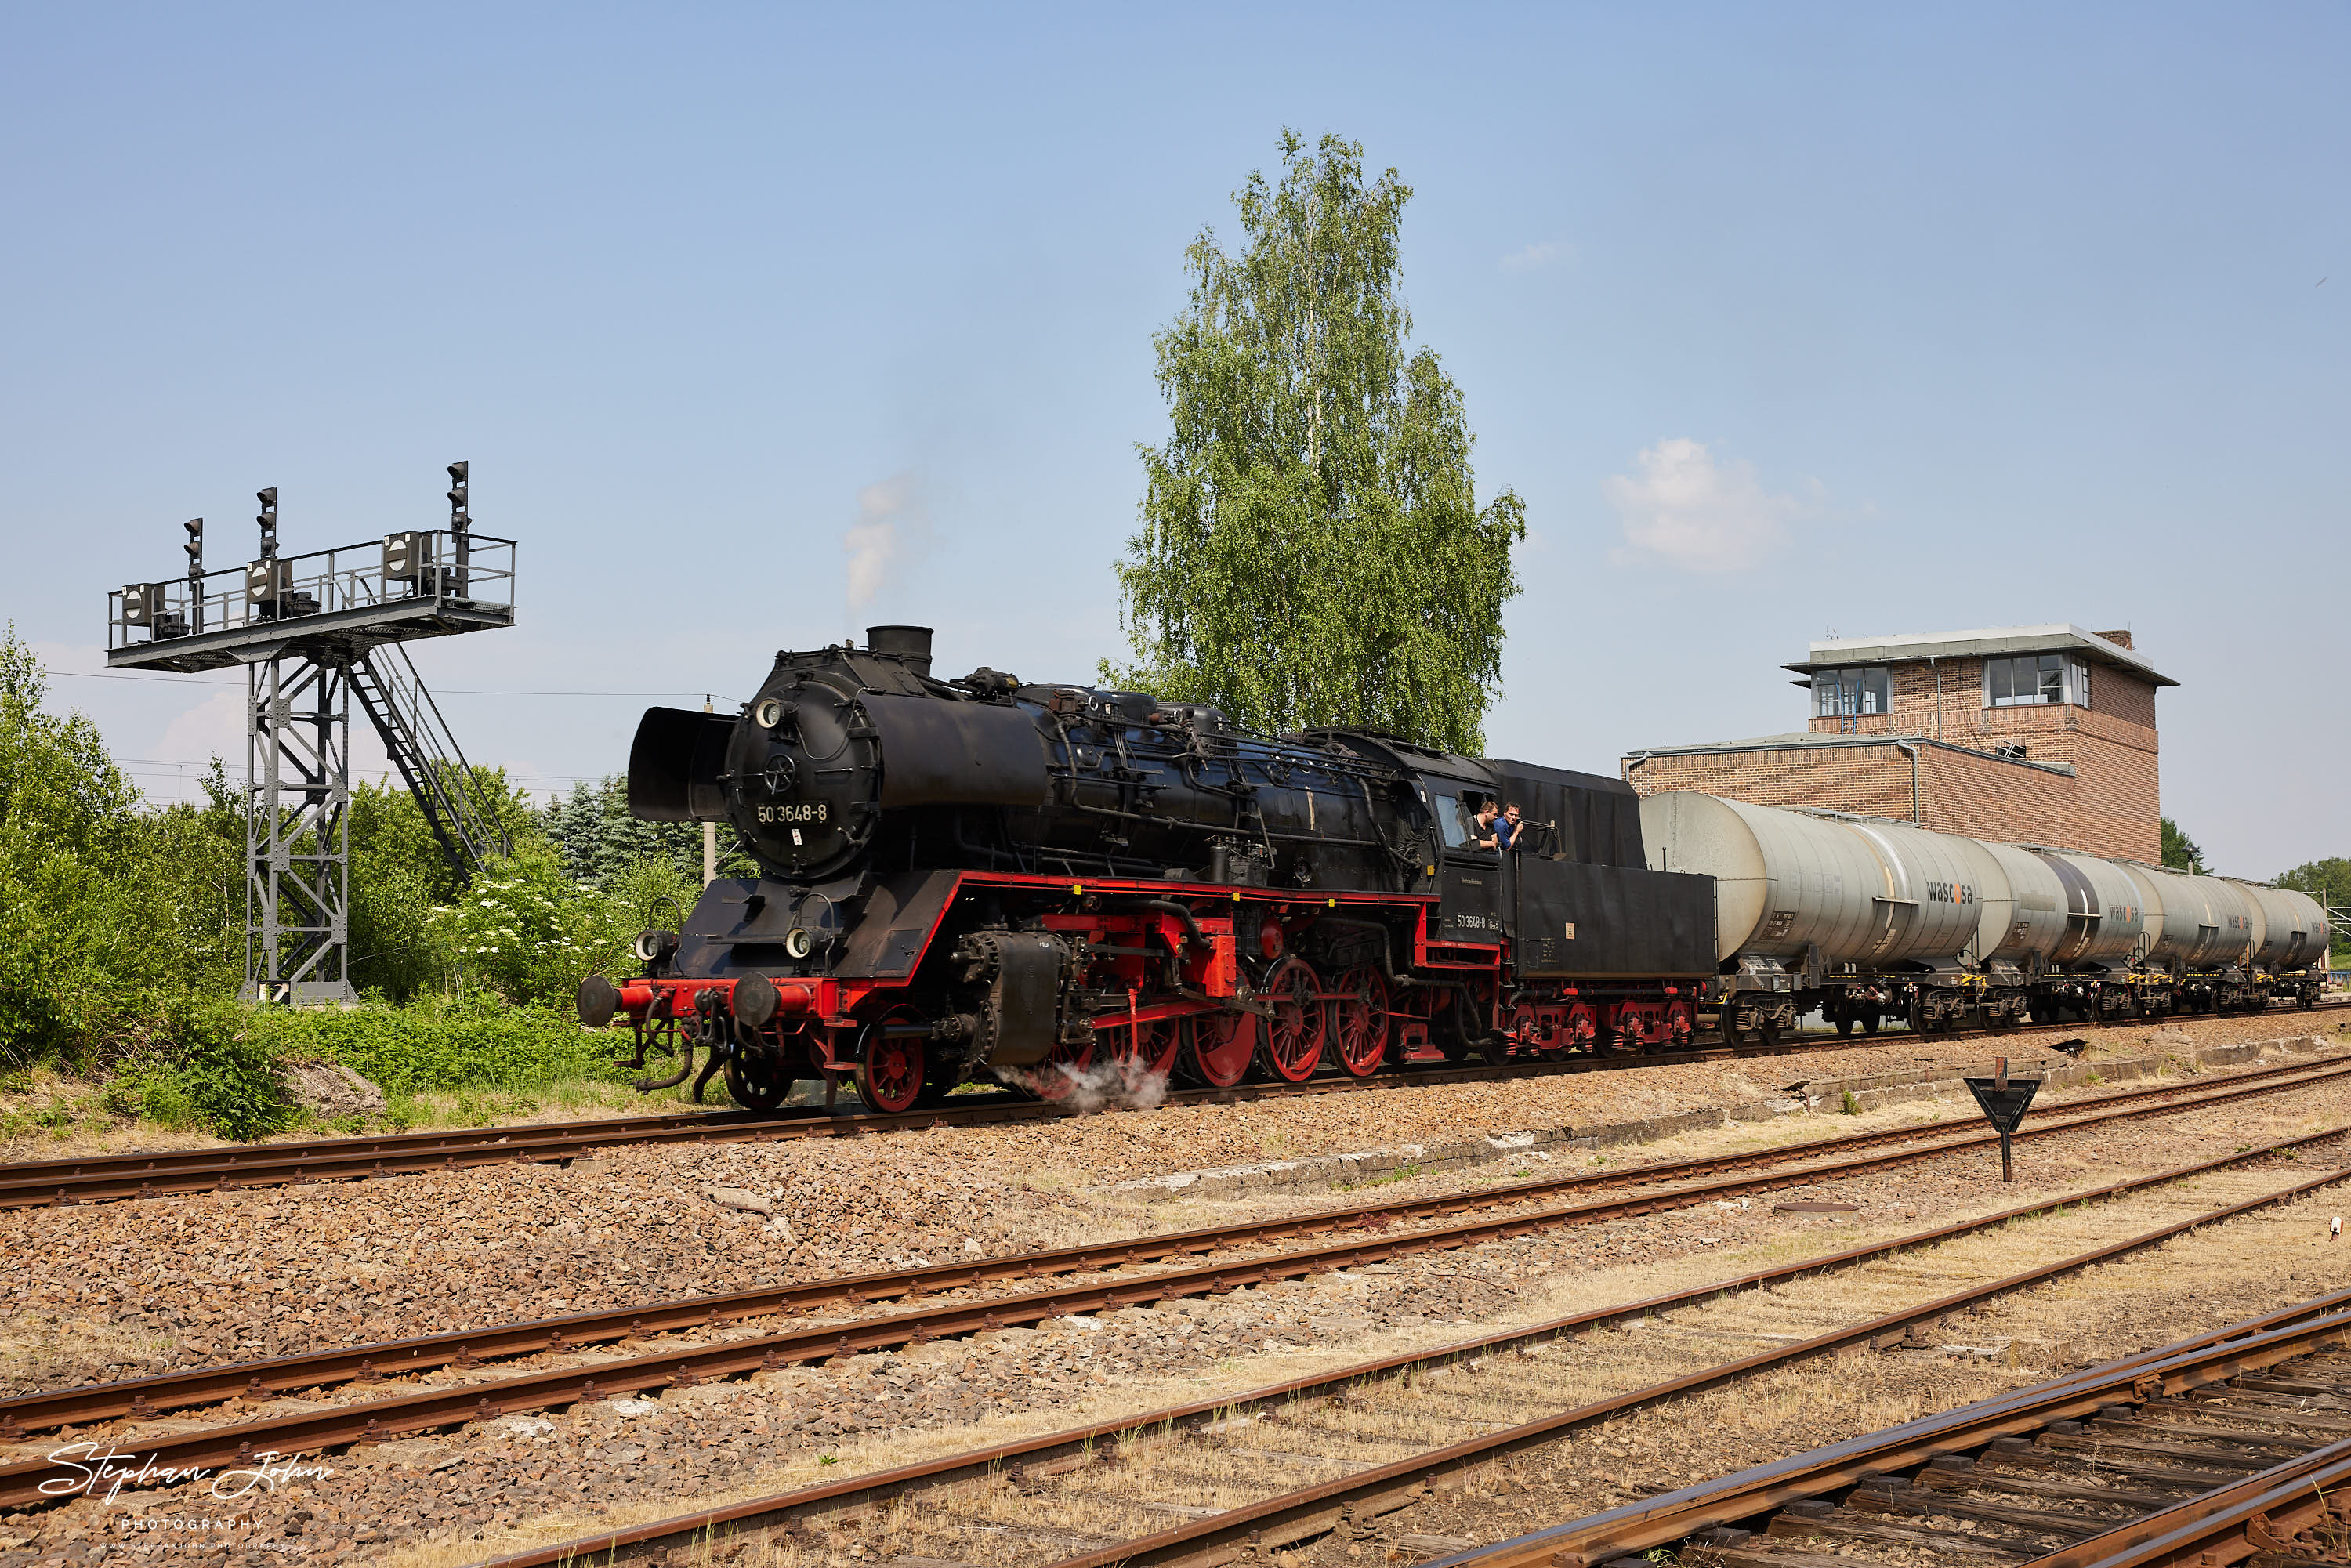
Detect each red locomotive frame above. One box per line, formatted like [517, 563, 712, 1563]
[608, 869, 1698, 1114]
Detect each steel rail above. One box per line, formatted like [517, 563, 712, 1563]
[1067, 1163, 2351, 1568]
[8, 1009, 2334, 1213]
[0, 1035, 1945, 1211]
[5, 1051, 2343, 1445]
[5, 1055, 2340, 1445]
[460, 1128, 2351, 1568]
[2011, 1435, 2351, 1568]
[9, 1113, 2345, 1514]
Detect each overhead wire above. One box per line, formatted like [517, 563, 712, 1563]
[47, 670, 704, 697]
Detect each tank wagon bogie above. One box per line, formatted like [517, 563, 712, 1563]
[1639, 791, 2330, 1036]
[581, 626, 1718, 1111]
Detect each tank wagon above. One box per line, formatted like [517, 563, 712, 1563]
[1640, 791, 2331, 1038]
[578, 627, 1715, 1111]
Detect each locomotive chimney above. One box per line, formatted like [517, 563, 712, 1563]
[866, 625, 933, 676]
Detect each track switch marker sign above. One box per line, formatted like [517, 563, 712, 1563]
[1964, 1056, 2042, 1182]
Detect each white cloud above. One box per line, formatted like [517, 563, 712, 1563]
[1500, 241, 1572, 271]
[1605, 438, 1804, 574]
[843, 472, 926, 617]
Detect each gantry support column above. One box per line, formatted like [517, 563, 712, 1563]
[244, 654, 355, 1003]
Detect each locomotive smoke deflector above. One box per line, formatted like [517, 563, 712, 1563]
[627, 707, 734, 821]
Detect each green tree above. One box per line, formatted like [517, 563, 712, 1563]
[538, 775, 752, 894]
[2279, 858, 2351, 907]
[0, 630, 240, 1056]
[1110, 129, 1525, 755]
[2277, 859, 2350, 965]
[347, 767, 544, 1002]
[2161, 817, 2204, 873]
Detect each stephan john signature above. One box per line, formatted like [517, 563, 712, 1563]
[40, 1443, 333, 1506]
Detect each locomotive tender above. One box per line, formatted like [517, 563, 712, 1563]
[578, 625, 2331, 1111]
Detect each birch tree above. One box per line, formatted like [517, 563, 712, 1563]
[1110, 130, 1525, 756]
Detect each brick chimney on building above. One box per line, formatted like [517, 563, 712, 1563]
[2096, 629, 2132, 650]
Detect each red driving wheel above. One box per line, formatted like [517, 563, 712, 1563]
[1020, 1030, 1096, 1101]
[1257, 955, 1328, 1082]
[1330, 966, 1389, 1077]
[1103, 1012, 1183, 1089]
[854, 1009, 927, 1115]
[1180, 1009, 1257, 1088]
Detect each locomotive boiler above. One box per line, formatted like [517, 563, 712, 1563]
[578, 626, 1715, 1111]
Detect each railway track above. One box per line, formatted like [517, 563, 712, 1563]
[1418, 1303, 2351, 1568]
[440, 1121, 2351, 1567]
[5, 1006, 2335, 1212]
[8, 1056, 2347, 1519]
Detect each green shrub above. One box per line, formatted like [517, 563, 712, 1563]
[107, 994, 299, 1141]
[248, 994, 631, 1095]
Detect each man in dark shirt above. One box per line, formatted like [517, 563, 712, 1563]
[1473, 799, 1502, 849]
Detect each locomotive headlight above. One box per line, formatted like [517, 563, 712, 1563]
[754, 696, 795, 730]
[784, 927, 813, 960]
[634, 929, 679, 965]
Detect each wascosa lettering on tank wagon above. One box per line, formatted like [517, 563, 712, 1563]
[1925, 882, 1976, 905]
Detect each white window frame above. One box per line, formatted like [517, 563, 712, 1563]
[1983, 654, 2089, 709]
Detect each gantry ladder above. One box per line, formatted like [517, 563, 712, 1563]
[350, 643, 513, 885]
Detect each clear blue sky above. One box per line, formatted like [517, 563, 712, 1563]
[3, 3, 2342, 875]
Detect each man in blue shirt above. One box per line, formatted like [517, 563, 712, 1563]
[1496, 803, 1523, 850]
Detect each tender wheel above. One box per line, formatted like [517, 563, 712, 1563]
[1102, 1013, 1183, 1092]
[1258, 955, 1328, 1082]
[1179, 1009, 1257, 1088]
[854, 1012, 928, 1115]
[1330, 966, 1390, 1078]
[723, 1049, 794, 1112]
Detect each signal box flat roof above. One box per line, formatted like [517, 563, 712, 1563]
[1783, 623, 2176, 687]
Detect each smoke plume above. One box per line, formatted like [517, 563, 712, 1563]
[843, 473, 925, 621]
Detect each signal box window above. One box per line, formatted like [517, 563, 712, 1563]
[1813, 666, 1890, 719]
[1985, 654, 2088, 708]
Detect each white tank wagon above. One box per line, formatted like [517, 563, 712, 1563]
[1639, 790, 2331, 1034]
[1640, 792, 2008, 1040]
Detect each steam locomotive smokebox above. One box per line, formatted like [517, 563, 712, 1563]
[865, 625, 933, 675]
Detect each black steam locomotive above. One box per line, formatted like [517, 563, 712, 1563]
[579, 625, 1714, 1112]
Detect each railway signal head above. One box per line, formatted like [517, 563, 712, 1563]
[255, 487, 278, 556]
[447, 461, 469, 533]
[183, 517, 203, 573]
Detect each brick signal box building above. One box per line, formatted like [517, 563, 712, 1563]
[1621, 625, 2172, 864]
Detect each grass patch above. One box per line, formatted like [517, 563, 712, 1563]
[1334, 1161, 1425, 1192]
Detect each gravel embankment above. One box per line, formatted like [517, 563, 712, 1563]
[2, 1023, 2349, 1565]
